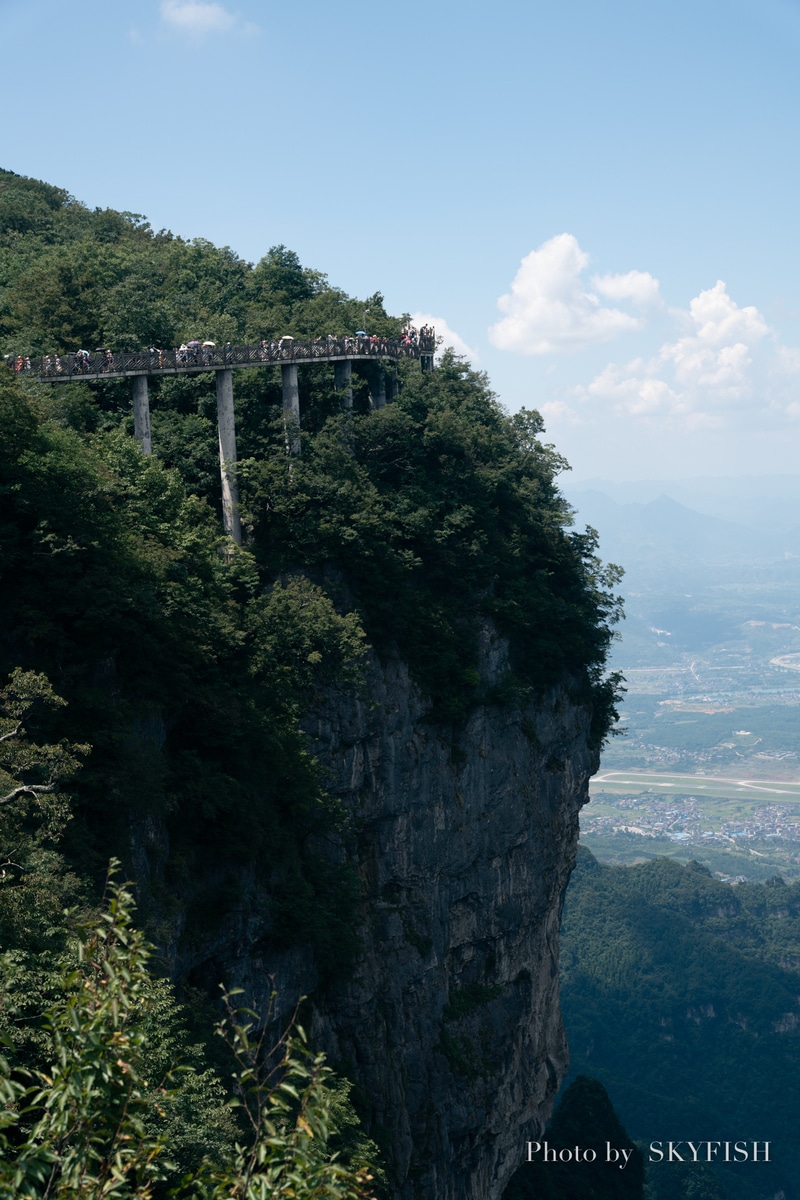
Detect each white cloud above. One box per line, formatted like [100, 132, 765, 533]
[160, 1, 235, 35]
[410, 312, 479, 363]
[685, 279, 768, 348]
[578, 281, 774, 428]
[592, 269, 661, 308]
[489, 234, 660, 355]
[540, 400, 581, 425]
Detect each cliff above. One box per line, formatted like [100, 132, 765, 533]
[205, 627, 598, 1200]
[0, 179, 621, 1199]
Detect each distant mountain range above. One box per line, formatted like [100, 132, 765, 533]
[562, 476, 800, 660]
[567, 473, 800, 540]
[563, 478, 800, 585]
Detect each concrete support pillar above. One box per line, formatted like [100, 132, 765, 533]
[281, 362, 301, 455]
[334, 358, 353, 410]
[373, 365, 386, 409]
[367, 366, 386, 411]
[131, 375, 152, 455]
[215, 369, 242, 545]
[390, 369, 400, 399]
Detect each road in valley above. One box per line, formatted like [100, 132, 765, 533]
[592, 769, 800, 800]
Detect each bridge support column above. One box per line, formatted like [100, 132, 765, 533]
[372, 366, 387, 410]
[131, 376, 152, 455]
[281, 363, 301, 455]
[215, 369, 242, 545]
[334, 359, 353, 409]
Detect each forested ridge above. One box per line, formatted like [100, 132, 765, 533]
[558, 848, 800, 1200]
[0, 169, 623, 1195]
[504, 852, 800, 1200]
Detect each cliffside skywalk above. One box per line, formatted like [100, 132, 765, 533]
[10, 332, 435, 384]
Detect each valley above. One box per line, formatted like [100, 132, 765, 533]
[567, 478, 800, 880]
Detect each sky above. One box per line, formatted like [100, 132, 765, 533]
[3, 0, 800, 481]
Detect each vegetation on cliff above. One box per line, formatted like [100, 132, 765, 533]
[0, 167, 624, 1192]
[0, 864, 379, 1199]
[0, 166, 623, 928]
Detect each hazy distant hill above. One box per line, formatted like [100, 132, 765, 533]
[568, 474, 800, 536]
[562, 477, 800, 673]
[565, 489, 781, 571]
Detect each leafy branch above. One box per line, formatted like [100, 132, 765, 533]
[0, 866, 378, 1200]
[0, 670, 88, 811]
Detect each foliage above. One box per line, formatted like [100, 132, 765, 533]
[243, 360, 623, 730]
[559, 849, 800, 1200]
[645, 1160, 727, 1200]
[0, 667, 87, 840]
[0, 370, 365, 971]
[0, 169, 628, 1197]
[442, 983, 503, 1023]
[0, 166, 623, 740]
[0, 670, 91, 1072]
[0, 667, 86, 864]
[0, 868, 376, 1200]
[0, 169, 625, 981]
[0, 172, 400, 360]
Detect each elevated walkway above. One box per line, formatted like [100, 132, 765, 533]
[7, 330, 435, 547]
[18, 334, 434, 383]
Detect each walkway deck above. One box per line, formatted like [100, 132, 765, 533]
[15, 334, 435, 383]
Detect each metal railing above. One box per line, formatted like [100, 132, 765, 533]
[8, 331, 436, 383]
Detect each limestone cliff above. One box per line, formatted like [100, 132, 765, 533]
[208, 626, 598, 1200]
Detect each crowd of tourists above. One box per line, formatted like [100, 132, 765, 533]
[6, 326, 435, 379]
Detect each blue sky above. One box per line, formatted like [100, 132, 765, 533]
[4, 0, 800, 480]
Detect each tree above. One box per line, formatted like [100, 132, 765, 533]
[0, 867, 377, 1200]
[0, 669, 88, 812]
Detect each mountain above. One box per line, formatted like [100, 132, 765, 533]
[569, 474, 800, 535]
[565, 489, 789, 574]
[559, 849, 800, 1200]
[0, 169, 624, 1200]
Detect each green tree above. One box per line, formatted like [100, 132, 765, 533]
[0, 669, 91, 1072]
[0, 868, 377, 1200]
[242, 355, 623, 731]
[0, 669, 88, 814]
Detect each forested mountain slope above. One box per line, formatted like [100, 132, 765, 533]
[0, 169, 623, 1199]
[560, 848, 800, 1200]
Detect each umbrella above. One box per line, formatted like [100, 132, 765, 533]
[188, 340, 201, 347]
[355, 330, 367, 336]
[202, 341, 215, 347]
[279, 335, 294, 341]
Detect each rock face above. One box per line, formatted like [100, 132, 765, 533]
[204, 628, 597, 1200]
[307, 627, 597, 1200]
